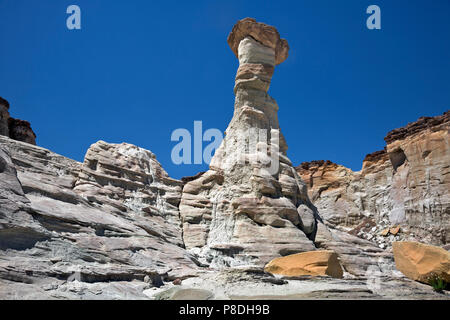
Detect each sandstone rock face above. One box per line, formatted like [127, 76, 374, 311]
[314, 221, 395, 277]
[0, 136, 199, 299]
[0, 97, 10, 136]
[297, 111, 450, 247]
[264, 250, 344, 278]
[74, 140, 184, 236]
[8, 118, 36, 145]
[1, 19, 448, 300]
[0, 141, 47, 252]
[180, 19, 317, 268]
[393, 241, 450, 284]
[0, 97, 37, 145]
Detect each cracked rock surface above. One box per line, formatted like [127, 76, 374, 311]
[0, 136, 200, 299]
[0, 18, 448, 300]
[297, 111, 450, 248]
[180, 18, 317, 268]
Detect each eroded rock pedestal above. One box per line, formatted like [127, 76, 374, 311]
[1, 18, 448, 300]
[180, 18, 317, 267]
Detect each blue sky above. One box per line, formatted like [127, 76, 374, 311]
[1, 0, 449, 179]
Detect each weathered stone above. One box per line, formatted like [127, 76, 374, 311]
[0, 19, 448, 301]
[0, 97, 10, 137]
[227, 17, 289, 65]
[297, 204, 316, 236]
[0, 136, 199, 299]
[180, 18, 317, 267]
[264, 251, 343, 278]
[153, 287, 214, 300]
[393, 241, 450, 284]
[151, 267, 449, 300]
[297, 111, 450, 247]
[0, 97, 37, 145]
[170, 288, 214, 300]
[315, 224, 394, 277]
[390, 226, 400, 236]
[0, 144, 50, 251]
[8, 118, 36, 145]
[384, 111, 449, 144]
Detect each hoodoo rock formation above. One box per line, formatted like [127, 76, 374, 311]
[297, 111, 450, 248]
[180, 18, 317, 267]
[0, 19, 448, 300]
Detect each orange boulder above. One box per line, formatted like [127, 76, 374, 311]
[264, 250, 343, 278]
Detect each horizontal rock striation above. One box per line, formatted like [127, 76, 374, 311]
[74, 140, 184, 236]
[0, 136, 199, 299]
[1, 19, 448, 300]
[384, 111, 449, 144]
[297, 111, 450, 247]
[180, 18, 317, 268]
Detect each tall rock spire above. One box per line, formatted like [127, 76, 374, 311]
[180, 18, 317, 267]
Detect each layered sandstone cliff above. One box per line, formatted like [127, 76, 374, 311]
[0, 136, 199, 299]
[297, 111, 450, 248]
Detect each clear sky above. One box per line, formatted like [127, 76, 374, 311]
[1, 0, 449, 179]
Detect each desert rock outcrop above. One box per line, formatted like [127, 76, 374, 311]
[0, 97, 37, 145]
[0, 136, 199, 299]
[8, 118, 36, 145]
[180, 18, 317, 267]
[297, 111, 449, 247]
[0, 97, 10, 136]
[0, 19, 448, 300]
[393, 241, 450, 284]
